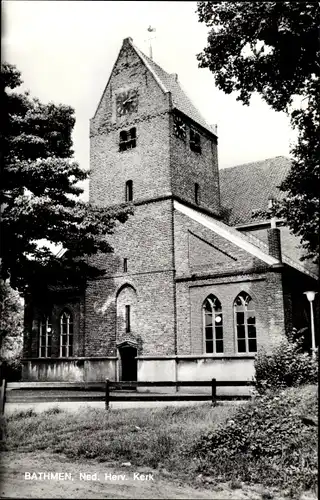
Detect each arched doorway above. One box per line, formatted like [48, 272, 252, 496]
[116, 284, 138, 382]
[117, 341, 137, 382]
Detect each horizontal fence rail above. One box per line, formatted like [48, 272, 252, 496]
[104, 378, 255, 409]
[5, 379, 256, 409]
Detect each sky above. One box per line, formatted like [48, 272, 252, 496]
[3, 1, 295, 191]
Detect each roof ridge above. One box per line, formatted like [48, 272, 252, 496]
[130, 40, 169, 94]
[175, 200, 318, 279]
[220, 156, 291, 173]
[174, 200, 279, 266]
[130, 39, 213, 134]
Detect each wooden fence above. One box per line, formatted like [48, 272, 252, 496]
[104, 378, 255, 409]
[3, 378, 255, 413]
[0, 379, 6, 415]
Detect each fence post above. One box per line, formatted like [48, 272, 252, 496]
[105, 378, 110, 410]
[0, 379, 6, 415]
[211, 378, 216, 406]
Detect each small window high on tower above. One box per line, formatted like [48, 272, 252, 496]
[195, 183, 200, 205]
[119, 127, 136, 152]
[126, 180, 133, 202]
[190, 129, 201, 153]
[125, 305, 131, 333]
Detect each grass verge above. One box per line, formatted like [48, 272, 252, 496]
[2, 385, 317, 498]
[2, 403, 234, 472]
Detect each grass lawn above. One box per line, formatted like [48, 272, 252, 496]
[0, 391, 318, 499]
[2, 403, 235, 471]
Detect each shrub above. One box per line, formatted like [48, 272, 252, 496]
[43, 407, 62, 416]
[7, 408, 37, 421]
[254, 335, 318, 394]
[192, 385, 318, 492]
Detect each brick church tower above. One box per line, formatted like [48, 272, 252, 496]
[22, 37, 318, 386]
[85, 37, 220, 380]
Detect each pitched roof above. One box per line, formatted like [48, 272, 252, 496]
[174, 199, 318, 280]
[131, 40, 215, 134]
[174, 200, 280, 266]
[219, 156, 291, 226]
[219, 156, 318, 277]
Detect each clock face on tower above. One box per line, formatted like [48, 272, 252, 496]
[173, 115, 186, 140]
[116, 89, 138, 117]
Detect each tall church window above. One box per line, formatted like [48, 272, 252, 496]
[125, 180, 133, 202]
[60, 310, 73, 357]
[203, 295, 223, 353]
[195, 183, 200, 205]
[234, 292, 257, 353]
[119, 127, 136, 151]
[190, 128, 201, 153]
[39, 316, 52, 358]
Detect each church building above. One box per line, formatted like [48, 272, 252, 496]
[22, 37, 318, 392]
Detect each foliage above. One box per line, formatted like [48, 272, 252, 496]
[3, 403, 234, 471]
[197, 2, 320, 262]
[278, 80, 320, 261]
[3, 393, 318, 496]
[0, 281, 23, 380]
[254, 334, 318, 394]
[0, 281, 23, 348]
[193, 385, 318, 493]
[1, 63, 131, 294]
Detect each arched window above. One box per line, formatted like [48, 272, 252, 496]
[39, 316, 52, 358]
[234, 292, 257, 353]
[126, 180, 133, 202]
[203, 295, 223, 353]
[60, 311, 73, 357]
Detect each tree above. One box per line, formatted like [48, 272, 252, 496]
[0, 281, 23, 380]
[0, 63, 131, 294]
[197, 1, 320, 261]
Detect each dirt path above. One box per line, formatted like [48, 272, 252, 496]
[0, 451, 275, 499]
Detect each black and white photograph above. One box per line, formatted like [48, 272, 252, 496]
[0, 1, 319, 499]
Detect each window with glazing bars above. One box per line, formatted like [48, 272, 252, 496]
[203, 295, 223, 353]
[60, 311, 73, 357]
[39, 316, 52, 357]
[234, 292, 257, 353]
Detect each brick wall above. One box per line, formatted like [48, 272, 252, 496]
[170, 113, 220, 214]
[84, 199, 176, 357]
[90, 40, 171, 207]
[90, 38, 220, 214]
[90, 114, 171, 207]
[176, 271, 286, 356]
[89, 200, 174, 274]
[173, 209, 287, 355]
[173, 209, 267, 278]
[84, 271, 176, 357]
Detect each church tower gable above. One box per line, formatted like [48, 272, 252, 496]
[89, 38, 172, 207]
[90, 37, 220, 214]
[91, 37, 171, 135]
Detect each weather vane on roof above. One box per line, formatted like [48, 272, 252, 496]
[146, 26, 156, 60]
